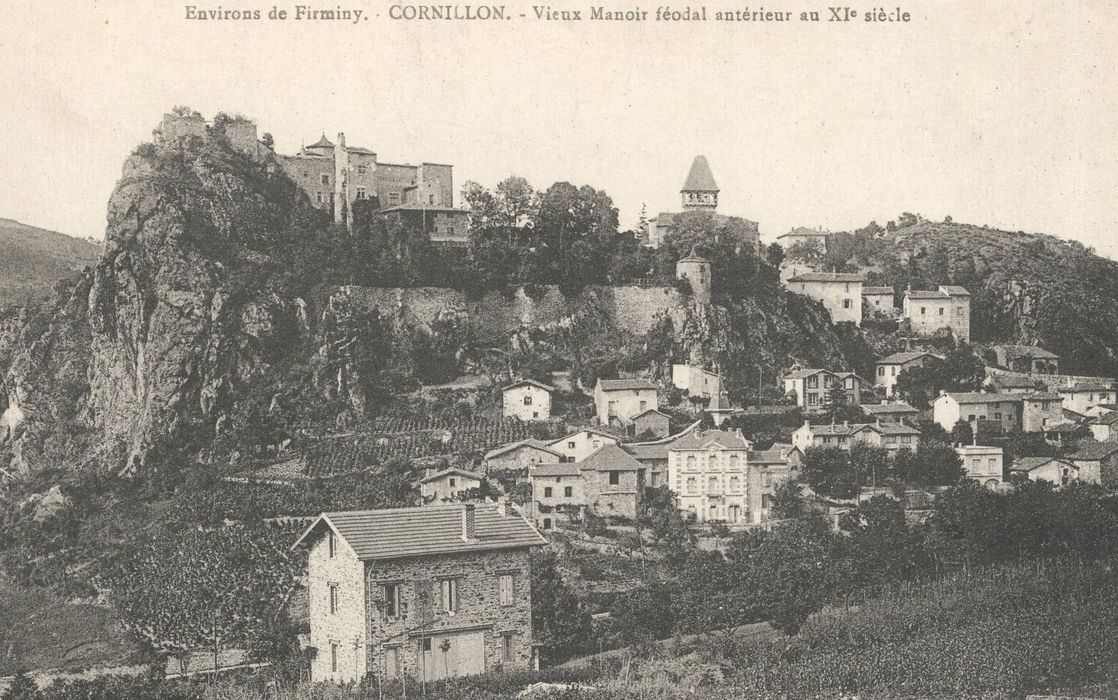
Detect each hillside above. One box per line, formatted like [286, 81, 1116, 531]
[0, 219, 100, 308]
[832, 219, 1118, 376]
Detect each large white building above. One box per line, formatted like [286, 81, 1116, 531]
[785, 272, 866, 325]
[667, 429, 755, 524]
[955, 444, 1004, 488]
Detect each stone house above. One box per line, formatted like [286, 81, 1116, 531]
[782, 369, 864, 413]
[991, 374, 1043, 394]
[528, 445, 643, 528]
[594, 378, 659, 429]
[991, 345, 1060, 374]
[860, 402, 921, 424]
[1010, 457, 1079, 486]
[790, 420, 920, 456]
[1020, 392, 1065, 433]
[955, 444, 1004, 488]
[631, 408, 671, 439]
[420, 468, 483, 503]
[776, 226, 829, 253]
[875, 351, 942, 399]
[667, 429, 759, 524]
[785, 272, 865, 325]
[672, 364, 722, 399]
[500, 379, 555, 422]
[292, 503, 546, 684]
[1067, 441, 1118, 485]
[1057, 381, 1118, 415]
[545, 428, 619, 463]
[483, 440, 561, 473]
[932, 392, 1022, 433]
[1089, 411, 1118, 442]
[528, 463, 583, 531]
[748, 446, 799, 520]
[862, 286, 896, 315]
[902, 286, 971, 342]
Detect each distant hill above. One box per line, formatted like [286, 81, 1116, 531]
[0, 218, 101, 307]
[825, 219, 1118, 377]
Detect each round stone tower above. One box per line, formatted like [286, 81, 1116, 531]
[676, 250, 712, 304]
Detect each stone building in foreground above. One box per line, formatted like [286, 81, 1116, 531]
[292, 503, 546, 683]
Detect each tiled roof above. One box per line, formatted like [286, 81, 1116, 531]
[1094, 412, 1118, 426]
[576, 445, 643, 472]
[632, 408, 670, 421]
[501, 378, 556, 393]
[531, 463, 580, 477]
[547, 428, 619, 448]
[783, 368, 831, 380]
[379, 205, 470, 214]
[993, 345, 1059, 359]
[879, 351, 940, 365]
[995, 375, 1041, 388]
[598, 378, 658, 391]
[807, 422, 920, 437]
[778, 227, 829, 239]
[1022, 392, 1062, 401]
[294, 503, 546, 561]
[484, 439, 562, 461]
[622, 442, 672, 461]
[1068, 441, 1118, 461]
[939, 285, 971, 296]
[1013, 456, 1072, 472]
[861, 402, 920, 415]
[788, 272, 866, 283]
[1058, 382, 1117, 393]
[863, 286, 894, 295]
[905, 290, 949, 299]
[670, 429, 752, 451]
[941, 392, 1021, 405]
[748, 448, 791, 464]
[307, 135, 334, 149]
[1043, 421, 1080, 433]
[419, 467, 482, 484]
[681, 155, 719, 192]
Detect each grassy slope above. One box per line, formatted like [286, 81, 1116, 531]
[0, 218, 100, 308]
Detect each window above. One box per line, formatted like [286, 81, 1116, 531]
[356, 186, 366, 200]
[729, 475, 740, 491]
[544, 487, 553, 497]
[388, 192, 401, 205]
[542, 517, 552, 529]
[686, 455, 696, 469]
[609, 471, 620, 486]
[498, 574, 514, 606]
[383, 583, 400, 618]
[564, 486, 573, 497]
[440, 578, 459, 613]
[808, 394, 819, 405]
[328, 531, 336, 558]
[316, 192, 324, 204]
[331, 642, 339, 672]
[523, 395, 532, 405]
[842, 298, 851, 309]
[878, 366, 885, 376]
[429, 194, 436, 204]
[708, 476, 718, 492]
[686, 476, 697, 494]
[846, 378, 854, 388]
[806, 376, 818, 389]
[329, 584, 339, 615]
[384, 647, 400, 679]
[568, 441, 576, 449]
[356, 164, 368, 175]
[639, 400, 648, 411]
[938, 307, 944, 315]
[320, 174, 330, 186]
[420, 638, 432, 653]
[502, 632, 515, 661]
[449, 477, 456, 487]
[920, 306, 926, 314]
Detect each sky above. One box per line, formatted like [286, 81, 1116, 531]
[2, 0, 1117, 255]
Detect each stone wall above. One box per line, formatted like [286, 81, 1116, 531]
[344, 284, 684, 338]
[306, 527, 367, 683]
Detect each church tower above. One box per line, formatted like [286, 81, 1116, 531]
[680, 155, 719, 211]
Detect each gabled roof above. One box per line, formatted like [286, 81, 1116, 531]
[1058, 382, 1117, 393]
[669, 429, 752, 451]
[531, 463, 580, 477]
[681, 156, 719, 192]
[484, 439, 563, 461]
[806, 422, 920, 437]
[576, 445, 644, 472]
[879, 351, 940, 365]
[307, 135, 334, 149]
[1094, 412, 1118, 426]
[939, 392, 1021, 405]
[1012, 456, 1075, 473]
[632, 408, 670, 421]
[777, 227, 829, 239]
[501, 378, 556, 393]
[419, 467, 482, 484]
[863, 286, 895, 295]
[995, 375, 1042, 389]
[292, 503, 546, 561]
[1022, 392, 1062, 401]
[783, 368, 833, 380]
[597, 378, 658, 392]
[939, 285, 971, 296]
[1068, 441, 1118, 461]
[835, 371, 869, 383]
[904, 290, 949, 299]
[748, 448, 792, 464]
[861, 402, 920, 416]
[993, 345, 1059, 359]
[788, 272, 866, 283]
[547, 427, 619, 448]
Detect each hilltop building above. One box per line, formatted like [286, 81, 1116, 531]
[152, 112, 469, 238]
[781, 368, 866, 412]
[863, 286, 896, 315]
[902, 286, 971, 342]
[645, 157, 760, 252]
[292, 504, 546, 683]
[776, 226, 829, 252]
[991, 345, 1060, 374]
[675, 252, 712, 304]
[785, 272, 866, 325]
[594, 378, 659, 433]
[501, 379, 554, 421]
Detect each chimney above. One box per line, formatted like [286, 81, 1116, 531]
[461, 504, 477, 542]
[803, 419, 811, 430]
[497, 496, 509, 517]
[337, 132, 346, 148]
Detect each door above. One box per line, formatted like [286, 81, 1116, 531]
[418, 631, 486, 681]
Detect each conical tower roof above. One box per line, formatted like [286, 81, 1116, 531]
[681, 155, 719, 192]
[308, 134, 335, 149]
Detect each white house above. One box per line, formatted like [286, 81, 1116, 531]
[546, 428, 620, 463]
[862, 286, 895, 315]
[782, 368, 865, 412]
[875, 351, 941, 398]
[790, 420, 920, 455]
[954, 444, 1003, 488]
[594, 378, 659, 428]
[501, 379, 555, 421]
[667, 428, 756, 524]
[420, 468, 483, 502]
[483, 439, 562, 472]
[1057, 381, 1118, 415]
[1090, 411, 1118, 443]
[1010, 457, 1078, 486]
[672, 364, 722, 399]
[932, 392, 1022, 433]
[785, 272, 865, 325]
[902, 286, 971, 342]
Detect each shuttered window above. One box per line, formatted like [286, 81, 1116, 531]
[498, 574, 514, 606]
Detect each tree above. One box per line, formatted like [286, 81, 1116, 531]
[770, 478, 806, 519]
[950, 419, 974, 446]
[896, 440, 965, 487]
[531, 551, 592, 664]
[801, 446, 859, 499]
[837, 495, 931, 589]
[2, 672, 41, 700]
[785, 239, 826, 266]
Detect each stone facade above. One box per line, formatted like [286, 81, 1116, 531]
[1020, 393, 1064, 432]
[785, 273, 865, 325]
[594, 379, 659, 428]
[902, 286, 971, 342]
[955, 444, 1004, 487]
[933, 392, 1022, 432]
[501, 381, 553, 421]
[546, 429, 619, 463]
[580, 466, 640, 519]
[307, 530, 371, 682]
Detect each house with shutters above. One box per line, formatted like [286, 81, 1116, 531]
[862, 286, 896, 315]
[545, 428, 620, 463]
[1057, 381, 1118, 415]
[292, 503, 546, 684]
[501, 380, 555, 421]
[594, 378, 659, 430]
[875, 351, 942, 399]
[932, 392, 1023, 433]
[1067, 441, 1118, 485]
[785, 272, 866, 325]
[902, 286, 971, 341]
[528, 445, 644, 529]
[667, 428, 761, 525]
[790, 420, 921, 455]
[782, 368, 865, 412]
